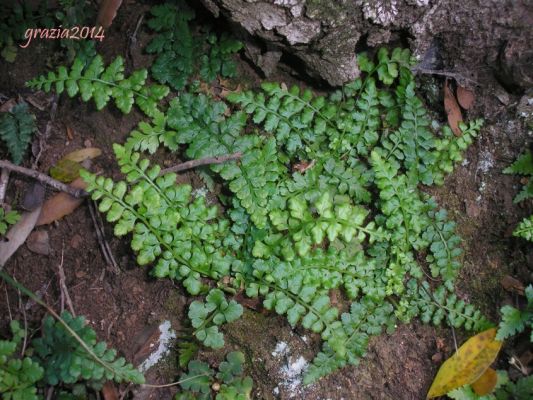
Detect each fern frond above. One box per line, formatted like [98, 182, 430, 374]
[304, 298, 395, 384]
[0, 321, 43, 399]
[189, 288, 243, 349]
[504, 150, 533, 175]
[0, 102, 37, 164]
[81, 145, 236, 295]
[227, 82, 336, 157]
[26, 55, 169, 117]
[167, 93, 285, 228]
[146, 1, 241, 90]
[513, 215, 533, 241]
[33, 312, 143, 388]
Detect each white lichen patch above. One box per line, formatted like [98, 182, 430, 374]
[272, 341, 289, 357]
[193, 187, 209, 198]
[477, 150, 494, 174]
[358, 0, 399, 26]
[279, 356, 309, 398]
[139, 320, 176, 373]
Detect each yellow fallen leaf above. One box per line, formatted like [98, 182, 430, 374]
[471, 367, 497, 396]
[62, 147, 102, 163]
[427, 328, 502, 398]
[50, 159, 83, 183]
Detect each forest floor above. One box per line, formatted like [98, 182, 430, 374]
[0, 2, 531, 399]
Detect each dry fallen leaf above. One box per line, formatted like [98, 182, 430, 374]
[36, 178, 87, 226]
[427, 328, 503, 398]
[66, 125, 74, 141]
[500, 275, 525, 296]
[0, 207, 42, 267]
[101, 382, 119, 400]
[444, 80, 463, 137]
[97, 0, 123, 28]
[456, 85, 475, 110]
[62, 147, 102, 163]
[471, 367, 497, 396]
[0, 98, 17, 113]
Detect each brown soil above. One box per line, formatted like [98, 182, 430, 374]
[0, 2, 531, 400]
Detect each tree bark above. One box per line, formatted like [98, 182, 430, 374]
[201, 0, 532, 89]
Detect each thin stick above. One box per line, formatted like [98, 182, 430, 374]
[141, 373, 211, 388]
[0, 160, 87, 198]
[4, 285, 12, 321]
[0, 168, 10, 205]
[33, 94, 58, 169]
[88, 200, 120, 274]
[159, 152, 242, 175]
[411, 67, 478, 85]
[57, 243, 76, 316]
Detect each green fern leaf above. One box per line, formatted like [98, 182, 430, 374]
[26, 55, 168, 117]
[0, 102, 37, 164]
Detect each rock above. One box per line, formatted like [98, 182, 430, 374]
[200, 0, 533, 89]
[26, 230, 50, 255]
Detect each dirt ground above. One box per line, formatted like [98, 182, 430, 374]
[0, 2, 531, 399]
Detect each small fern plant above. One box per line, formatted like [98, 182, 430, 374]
[0, 207, 20, 235]
[0, 102, 37, 165]
[175, 351, 253, 400]
[497, 284, 533, 342]
[504, 150, 533, 241]
[146, 0, 242, 90]
[79, 47, 491, 385]
[0, 321, 44, 400]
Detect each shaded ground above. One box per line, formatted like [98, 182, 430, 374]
[0, 1, 531, 399]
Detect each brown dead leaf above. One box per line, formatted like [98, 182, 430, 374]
[471, 367, 497, 396]
[101, 382, 119, 400]
[444, 80, 463, 136]
[66, 125, 74, 140]
[97, 0, 123, 28]
[36, 178, 86, 226]
[501, 275, 525, 296]
[0, 207, 42, 266]
[293, 160, 316, 173]
[457, 86, 475, 110]
[62, 147, 102, 163]
[0, 98, 17, 113]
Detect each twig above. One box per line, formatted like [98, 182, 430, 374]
[88, 200, 120, 274]
[411, 66, 478, 85]
[0, 168, 10, 205]
[0, 160, 87, 198]
[4, 284, 12, 321]
[159, 152, 242, 175]
[57, 243, 76, 316]
[32, 94, 58, 169]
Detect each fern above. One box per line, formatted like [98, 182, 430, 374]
[0, 207, 20, 235]
[79, 46, 489, 385]
[0, 321, 43, 400]
[26, 55, 169, 117]
[175, 351, 253, 400]
[504, 151, 533, 241]
[0, 102, 37, 165]
[189, 289, 243, 349]
[32, 311, 144, 388]
[146, 1, 242, 90]
[497, 284, 533, 342]
[165, 93, 285, 228]
[80, 145, 238, 295]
